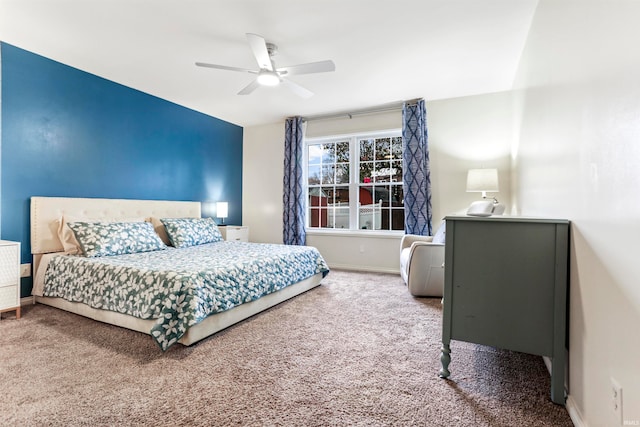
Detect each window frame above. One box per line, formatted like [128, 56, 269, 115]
[304, 128, 404, 235]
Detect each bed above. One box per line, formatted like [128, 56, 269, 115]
[30, 196, 329, 350]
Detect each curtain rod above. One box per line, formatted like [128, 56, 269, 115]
[301, 98, 422, 123]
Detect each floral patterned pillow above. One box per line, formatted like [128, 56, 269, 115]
[160, 217, 223, 248]
[67, 221, 167, 257]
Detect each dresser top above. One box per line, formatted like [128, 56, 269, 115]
[444, 215, 570, 224]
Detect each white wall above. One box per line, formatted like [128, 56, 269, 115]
[513, 1, 640, 425]
[243, 96, 513, 272]
[243, 122, 285, 245]
[428, 91, 514, 222]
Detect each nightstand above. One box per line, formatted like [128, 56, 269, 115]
[0, 240, 21, 320]
[218, 225, 249, 242]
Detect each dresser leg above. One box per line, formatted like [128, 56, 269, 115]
[439, 343, 451, 378]
[16, 307, 21, 319]
[550, 353, 566, 404]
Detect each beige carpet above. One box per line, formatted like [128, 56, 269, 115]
[0, 270, 572, 426]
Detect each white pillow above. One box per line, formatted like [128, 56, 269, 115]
[147, 217, 172, 246]
[432, 221, 446, 244]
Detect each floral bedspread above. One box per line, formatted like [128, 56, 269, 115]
[43, 242, 330, 350]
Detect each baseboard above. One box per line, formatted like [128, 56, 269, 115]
[566, 395, 585, 427]
[327, 263, 399, 275]
[21, 296, 35, 306]
[543, 356, 580, 426]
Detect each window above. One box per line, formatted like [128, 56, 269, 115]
[306, 130, 404, 231]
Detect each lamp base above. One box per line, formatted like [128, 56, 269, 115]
[491, 203, 505, 215]
[467, 200, 506, 217]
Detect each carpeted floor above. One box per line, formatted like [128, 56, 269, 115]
[0, 270, 572, 426]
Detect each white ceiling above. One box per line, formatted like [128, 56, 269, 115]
[0, 0, 538, 128]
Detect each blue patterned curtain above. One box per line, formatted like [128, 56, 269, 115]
[283, 116, 306, 245]
[402, 99, 432, 235]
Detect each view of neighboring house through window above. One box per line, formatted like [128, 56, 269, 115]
[307, 139, 350, 229]
[306, 130, 404, 231]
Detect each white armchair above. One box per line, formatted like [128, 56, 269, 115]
[400, 223, 445, 297]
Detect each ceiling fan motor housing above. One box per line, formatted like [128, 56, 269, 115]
[266, 42, 278, 57]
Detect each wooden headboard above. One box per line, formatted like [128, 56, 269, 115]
[30, 196, 201, 255]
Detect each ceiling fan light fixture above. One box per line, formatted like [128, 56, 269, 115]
[256, 70, 280, 86]
[196, 33, 334, 96]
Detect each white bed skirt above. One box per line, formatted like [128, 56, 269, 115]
[35, 272, 323, 346]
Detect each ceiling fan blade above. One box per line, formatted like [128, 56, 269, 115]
[195, 62, 255, 73]
[238, 79, 261, 95]
[281, 79, 314, 98]
[277, 60, 336, 76]
[246, 33, 273, 71]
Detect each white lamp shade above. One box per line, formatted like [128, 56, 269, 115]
[466, 169, 499, 193]
[216, 202, 228, 219]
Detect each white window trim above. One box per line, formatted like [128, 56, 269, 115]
[304, 128, 403, 233]
[306, 228, 404, 239]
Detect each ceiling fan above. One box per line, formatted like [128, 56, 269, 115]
[196, 33, 335, 98]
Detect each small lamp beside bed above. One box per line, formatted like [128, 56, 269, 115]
[216, 202, 228, 225]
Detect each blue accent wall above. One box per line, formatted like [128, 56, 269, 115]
[0, 42, 243, 296]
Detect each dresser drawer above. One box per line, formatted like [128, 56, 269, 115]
[0, 240, 21, 318]
[0, 243, 19, 287]
[0, 285, 19, 310]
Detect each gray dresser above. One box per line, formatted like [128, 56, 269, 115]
[439, 215, 569, 405]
